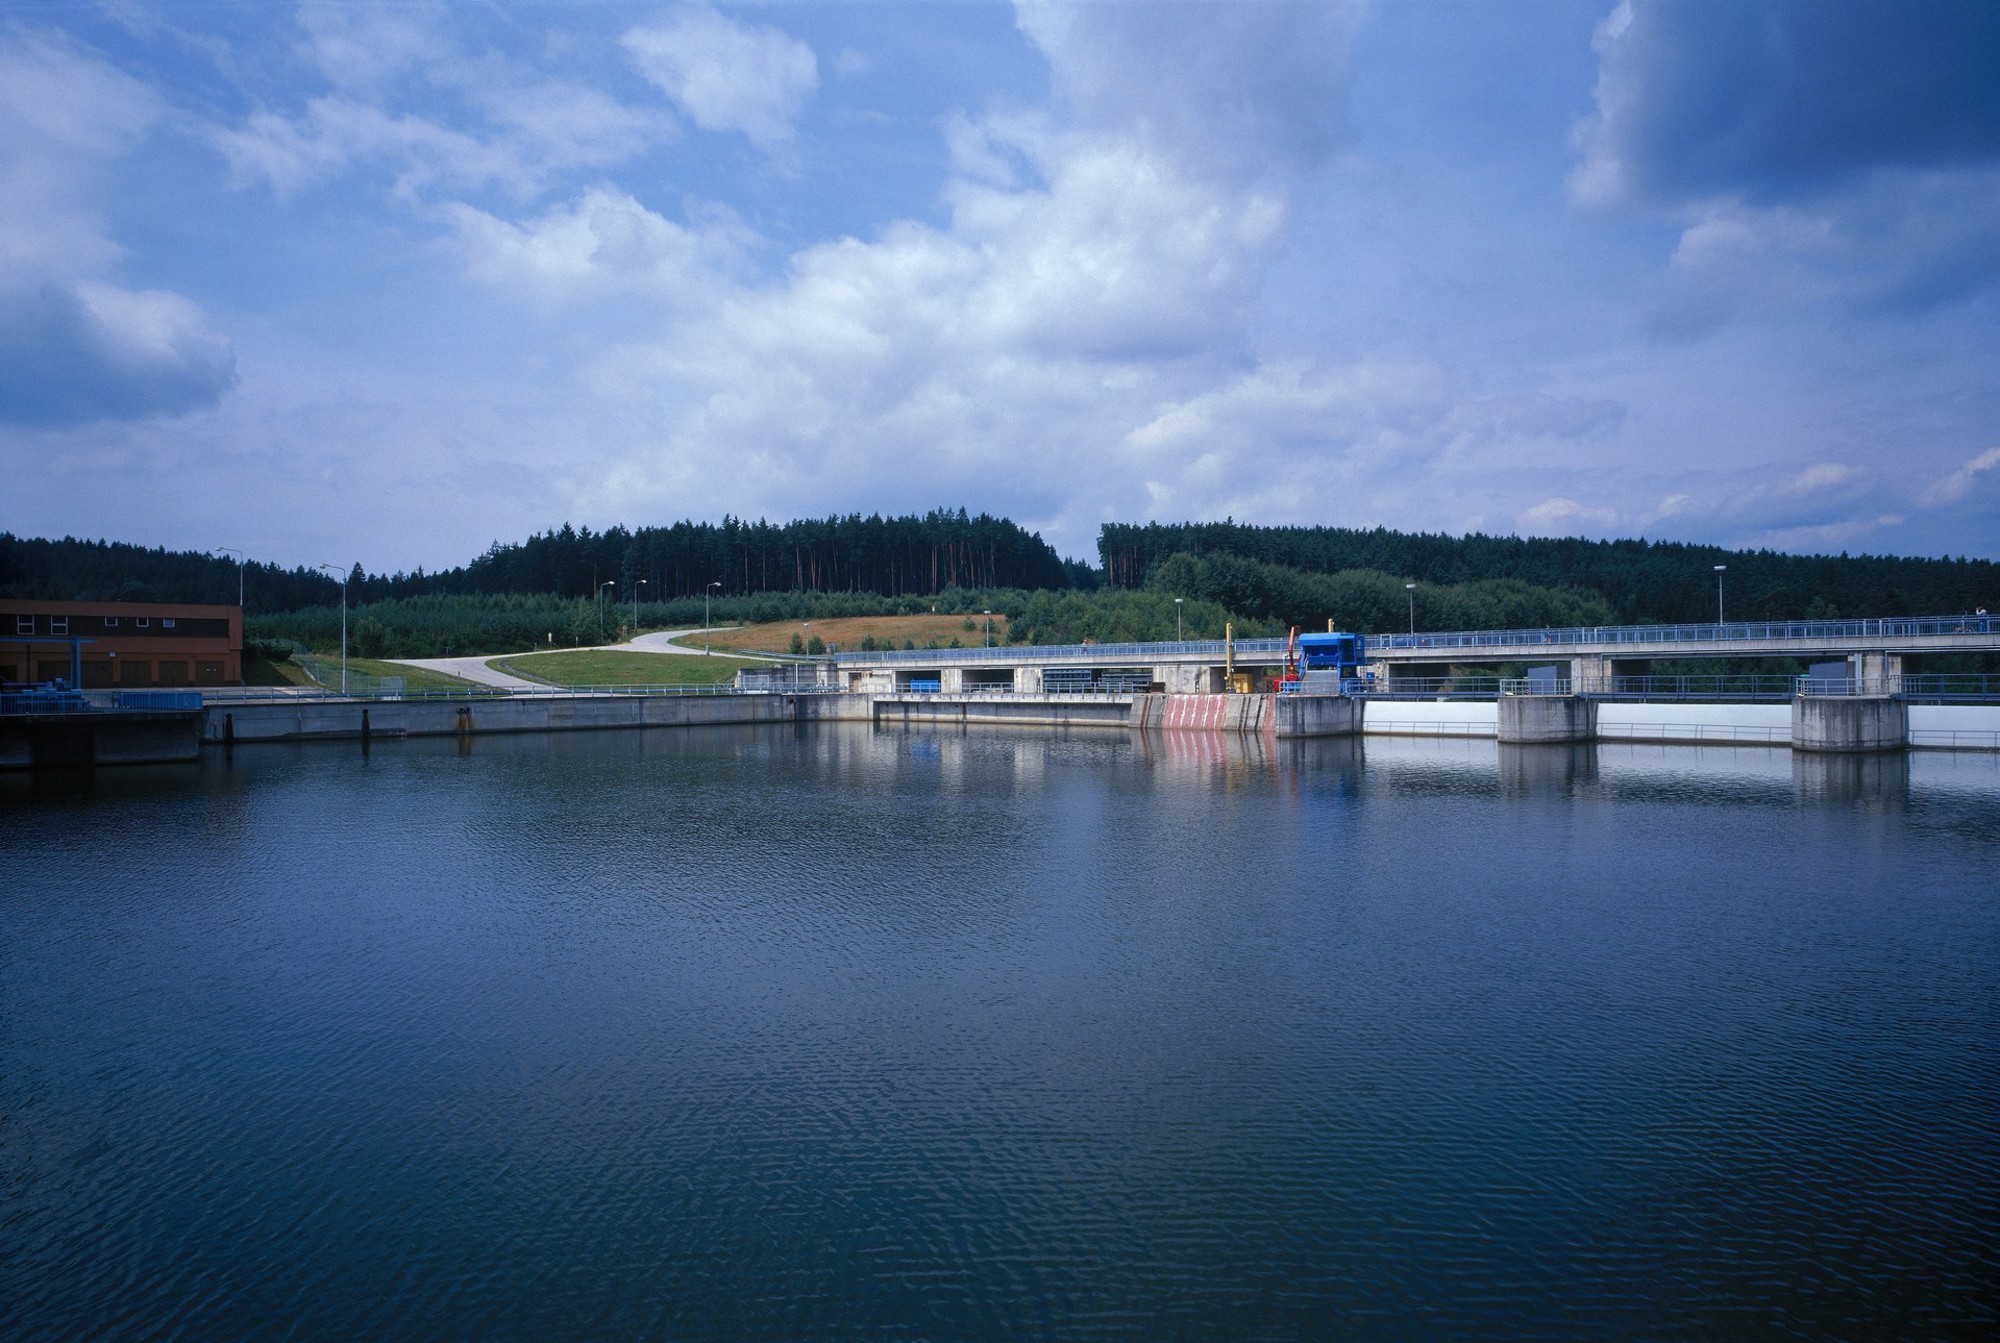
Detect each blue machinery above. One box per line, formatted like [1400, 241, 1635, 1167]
[1280, 630, 1371, 694]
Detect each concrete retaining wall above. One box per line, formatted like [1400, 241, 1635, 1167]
[2, 711, 202, 769]
[1907, 704, 2000, 750]
[1131, 694, 1269, 733]
[184, 690, 2000, 755]
[1596, 702, 1791, 746]
[206, 693, 811, 744]
[874, 694, 1132, 729]
[1362, 700, 1498, 738]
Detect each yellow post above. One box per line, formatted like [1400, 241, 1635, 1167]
[1328, 618, 1335, 633]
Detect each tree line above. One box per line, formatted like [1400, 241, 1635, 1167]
[1, 510, 1068, 612]
[1099, 522, 1996, 624]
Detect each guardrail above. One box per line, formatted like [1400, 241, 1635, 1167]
[2, 690, 92, 715]
[1797, 674, 2000, 701]
[203, 683, 810, 704]
[834, 637, 1293, 666]
[1374, 674, 2000, 703]
[1372, 613, 1997, 654]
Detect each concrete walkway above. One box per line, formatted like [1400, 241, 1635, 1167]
[389, 627, 798, 688]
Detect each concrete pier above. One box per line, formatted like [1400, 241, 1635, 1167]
[1497, 694, 1597, 744]
[1271, 694, 1363, 739]
[1, 709, 202, 769]
[1791, 696, 1908, 753]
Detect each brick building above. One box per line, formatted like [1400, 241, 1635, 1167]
[2, 600, 243, 688]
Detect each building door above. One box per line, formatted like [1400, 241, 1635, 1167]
[82, 660, 114, 688]
[158, 661, 189, 686]
[120, 660, 151, 686]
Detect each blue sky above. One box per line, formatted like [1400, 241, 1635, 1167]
[3, 0, 1997, 570]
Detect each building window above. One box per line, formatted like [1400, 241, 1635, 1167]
[14, 616, 30, 634]
[51, 616, 68, 635]
[162, 618, 176, 628]
[105, 616, 120, 627]
[136, 617, 150, 628]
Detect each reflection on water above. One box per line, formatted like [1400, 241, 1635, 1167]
[1496, 742, 1599, 795]
[3, 723, 1997, 1341]
[1793, 748, 1912, 808]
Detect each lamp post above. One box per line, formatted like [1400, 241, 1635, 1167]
[214, 547, 244, 608]
[598, 579, 616, 642]
[631, 579, 646, 636]
[984, 609, 994, 647]
[316, 563, 349, 694]
[705, 580, 721, 654]
[1174, 597, 1184, 642]
[1714, 564, 1727, 625]
[1406, 582, 1416, 635]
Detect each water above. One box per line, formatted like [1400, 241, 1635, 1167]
[3, 726, 1995, 1340]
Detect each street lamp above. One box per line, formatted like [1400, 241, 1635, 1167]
[705, 580, 721, 654]
[631, 579, 646, 636]
[1714, 564, 1727, 625]
[315, 563, 350, 694]
[1406, 582, 1417, 635]
[1174, 597, 1184, 642]
[984, 608, 994, 647]
[214, 547, 245, 608]
[598, 579, 616, 642]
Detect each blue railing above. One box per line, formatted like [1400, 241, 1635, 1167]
[1, 690, 92, 715]
[1370, 613, 1998, 654]
[831, 614, 1999, 666]
[114, 690, 204, 711]
[201, 683, 792, 703]
[835, 637, 1292, 666]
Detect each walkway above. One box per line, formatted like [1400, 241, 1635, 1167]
[389, 627, 797, 688]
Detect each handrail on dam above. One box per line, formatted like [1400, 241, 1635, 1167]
[199, 683, 835, 704]
[834, 636, 1293, 665]
[831, 612, 1998, 666]
[1371, 612, 1997, 654]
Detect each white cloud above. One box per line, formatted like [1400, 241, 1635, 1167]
[448, 188, 756, 305]
[1519, 498, 1622, 535]
[1014, 0, 1364, 180]
[1920, 446, 2000, 507]
[623, 5, 818, 150]
[0, 30, 234, 425]
[214, 10, 670, 201]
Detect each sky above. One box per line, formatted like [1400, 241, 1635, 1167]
[2, 0, 1997, 571]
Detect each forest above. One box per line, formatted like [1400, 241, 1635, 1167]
[1100, 522, 1997, 623]
[6, 511, 1994, 658]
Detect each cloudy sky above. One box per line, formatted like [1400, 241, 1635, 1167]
[3, 0, 1997, 570]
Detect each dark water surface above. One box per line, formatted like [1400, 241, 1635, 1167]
[3, 726, 1996, 1340]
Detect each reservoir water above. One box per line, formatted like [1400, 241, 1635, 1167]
[3, 725, 1996, 1340]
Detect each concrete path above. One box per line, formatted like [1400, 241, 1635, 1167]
[389, 627, 800, 687]
[388, 655, 544, 689]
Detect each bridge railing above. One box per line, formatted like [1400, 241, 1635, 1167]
[833, 637, 1293, 666]
[1797, 674, 2000, 701]
[1371, 613, 1996, 654]
[200, 683, 822, 704]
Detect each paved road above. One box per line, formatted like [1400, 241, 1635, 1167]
[390, 627, 795, 687]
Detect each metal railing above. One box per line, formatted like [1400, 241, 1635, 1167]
[828, 613, 2000, 667]
[834, 637, 1292, 666]
[1, 689, 92, 715]
[1798, 674, 2000, 702]
[1371, 613, 1998, 654]
[113, 690, 205, 711]
[202, 683, 790, 704]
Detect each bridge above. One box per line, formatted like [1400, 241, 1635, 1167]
[826, 613, 2000, 696]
